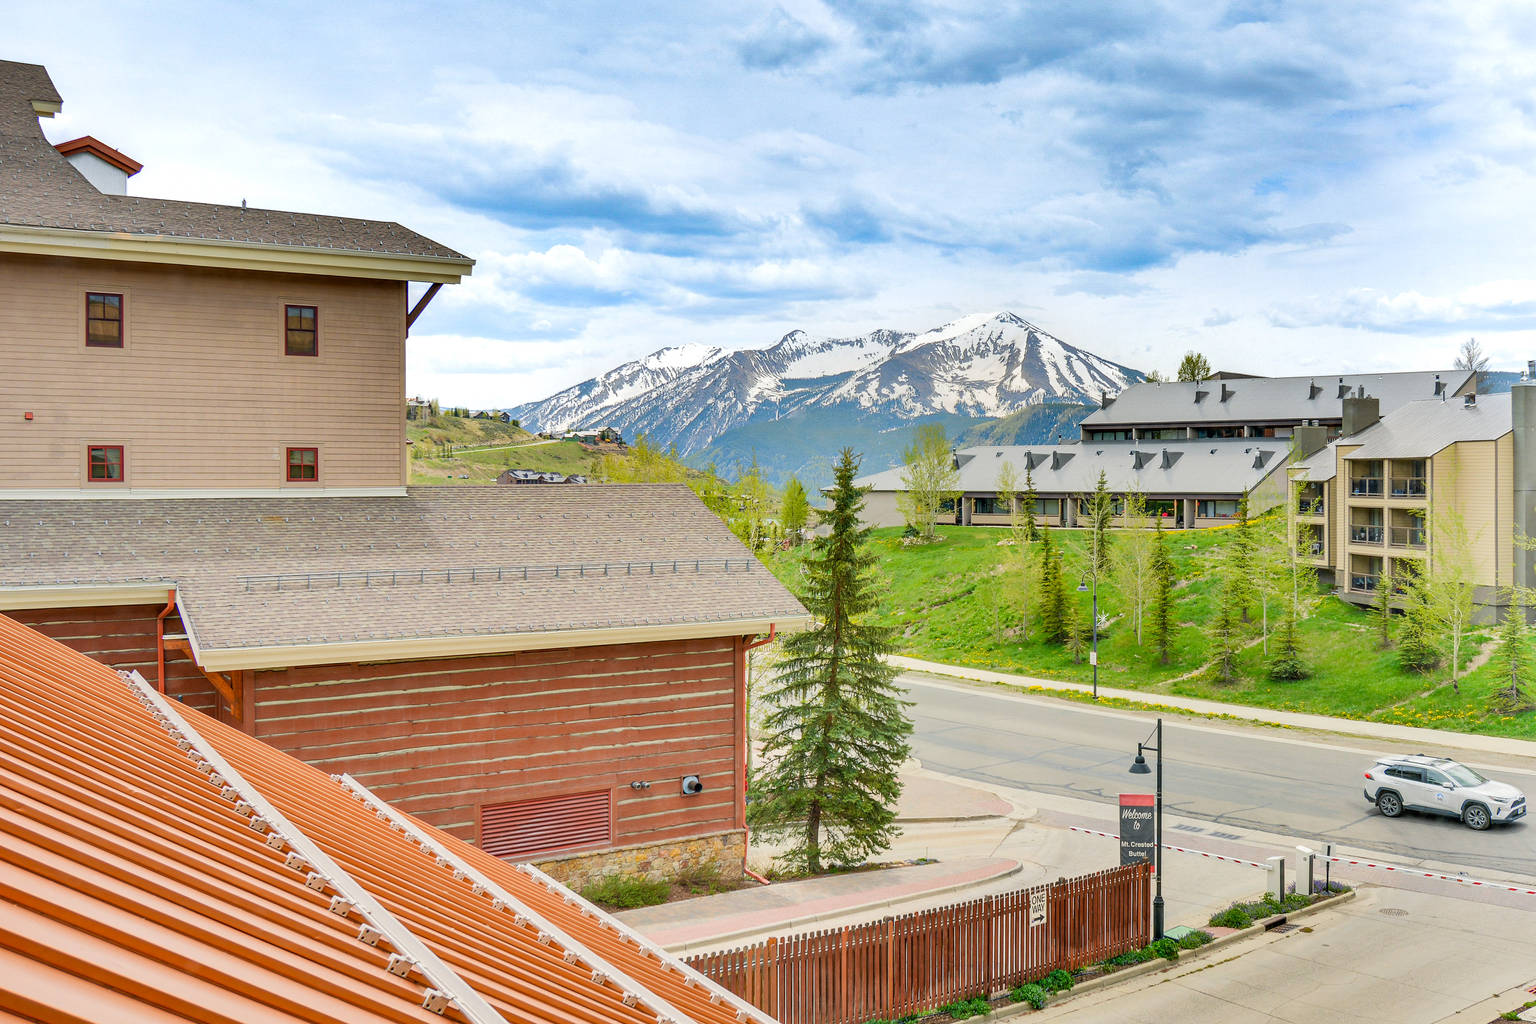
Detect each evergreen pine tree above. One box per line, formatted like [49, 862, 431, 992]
[1229, 490, 1257, 623]
[1268, 612, 1309, 680]
[1021, 465, 1040, 542]
[1396, 571, 1442, 673]
[749, 448, 914, 874]
[1492, 594, 1535, 713]
[1150, 518, 1177, 664]
[1065, 599, 1089, 663]
[1088, 470, 1113, 580]
[1037, 526, 1066, 642]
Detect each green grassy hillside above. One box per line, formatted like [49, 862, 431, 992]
[767, 525, 1533, 740]
[407, 414, 605, 485]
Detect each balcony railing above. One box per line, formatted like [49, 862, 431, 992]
[1296, 499, 1325, 516]
[1390, 526, 1426, 548]
[1350, 524, 1384, 544]
[1389, 477, 1427, 499]
[1349, 477, 1383, 497]
[1351, 573, 1380, 592]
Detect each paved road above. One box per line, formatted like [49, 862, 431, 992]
[902, 672, 1536, 883]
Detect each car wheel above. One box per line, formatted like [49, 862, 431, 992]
[1463, 803, 1491, 831]
[1376, 791, 1403, 818]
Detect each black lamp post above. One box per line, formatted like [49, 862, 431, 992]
[1076, 574, 1099, 700]
[1128, 718, 1165, 940]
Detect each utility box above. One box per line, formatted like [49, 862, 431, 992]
[1266, 856, 1286, 900]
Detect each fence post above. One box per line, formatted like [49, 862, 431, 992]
[766, 935, 778, 1019]
[886, 918, 895, 1021]
[840, 928, 848, 1024]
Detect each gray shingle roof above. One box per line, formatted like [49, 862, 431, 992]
[1293, 441, 1338, 482]
[1344, 393, 1512, 460]
[0, 60, 468, 262]
[1079, 370, 1472, 429]
[857, 438, 1288, 497]
[0, 486, 806, 657]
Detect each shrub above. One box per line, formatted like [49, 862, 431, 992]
[937, 996, 991, 1019]
[1208, 905, 1253, 929]
[579, 875, 670, 910]
[1103, 947, 1156, 967]
[1281, 891, 1310, 911]
[1177, 929, 1214, 950]
[1009, 984, 1048, 1010]
[1149, 938, 1180, 961]
[1040, 969, 1075, 993]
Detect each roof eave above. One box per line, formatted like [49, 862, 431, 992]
[192, 614, 812, 671]
[0, 223, 474, 283]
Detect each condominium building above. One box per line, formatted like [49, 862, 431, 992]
[1291, 386, 1534, 615]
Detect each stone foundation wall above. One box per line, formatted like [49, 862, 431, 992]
[535, 829, 746, 891]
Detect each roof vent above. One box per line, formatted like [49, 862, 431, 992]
[1133, 450, 1153, 470]
[1161, 449, 1181, 470]
[1465, 393, 1477, 407]
[1433, 374, 1445, 396]
[1220, 383, 1235, 402]
[1308, 379, 1322, 400]
[1051, 450, 1074, 470]
[1194, 388, 1209, 404]
[1337, 379, 1350, 399]
[1357, 384, 1366, 398]
[1100, 388, 1114, 409]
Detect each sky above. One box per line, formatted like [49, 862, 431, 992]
[11, 1, 1536, 408]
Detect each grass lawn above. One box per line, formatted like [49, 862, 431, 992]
[407, 414, 602, 484]
[767, 524, 1536, 740]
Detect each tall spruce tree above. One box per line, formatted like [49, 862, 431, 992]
[1020, 465, 1040, 542]
[1087, 471, 1114, 580]
[1268, 613, 1309, 680]
[1492, 594, 1535, 713]
[1229, 490, 1257, 623]
[1396, 569, 1442, 673]
[1037, 526, 1067, 643]
[1371, 569, 1393, 649]
[750, 448, 914, 874]
[1150, 518, 1177, 664]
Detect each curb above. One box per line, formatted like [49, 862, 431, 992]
[984, 889, 1358, 1020]
[896, 812, 1015, 824]
[656, 860, 1024, 954]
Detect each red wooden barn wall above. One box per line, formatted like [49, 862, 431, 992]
[251, 635, 746, 851]
[9, 604, 749, 857]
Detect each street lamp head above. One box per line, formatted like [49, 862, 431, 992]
[1077, 580, 1089, 592]
[1128, 746, 1151, 775]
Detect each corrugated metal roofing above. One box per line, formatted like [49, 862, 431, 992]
[856, 438, 1287, 496]
[1078, 370, 1471, 429]
[0, 612, 766, 1024]
[0, 485, 807, 661]
[1343, 393, 1513, 460]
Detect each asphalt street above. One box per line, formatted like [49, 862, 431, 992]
[902, 672, 1536, 883]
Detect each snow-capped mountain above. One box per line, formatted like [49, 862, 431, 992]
[508, 312, 1143, 460]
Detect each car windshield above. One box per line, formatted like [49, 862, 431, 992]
[1443, 764, 1487, 787]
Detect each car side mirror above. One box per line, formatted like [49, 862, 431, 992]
[1442, 782, 1456, 789]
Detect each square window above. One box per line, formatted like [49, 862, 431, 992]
[86, 293, 123, 347]
[285, 305, 318, 356]
[88, 445, 124, 482]
[286, 447, 318, 482]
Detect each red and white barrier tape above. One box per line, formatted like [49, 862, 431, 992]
[1069, 825, 1536, 896]
[1067, 825, 1268, 869]
[1314, 854, 1536, 896]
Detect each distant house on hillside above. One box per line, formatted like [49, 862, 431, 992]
[563, 425, 624, 445]
[497, 469, 589, 485]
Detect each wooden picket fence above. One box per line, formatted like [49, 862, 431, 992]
[685, 864, 1150, 1024]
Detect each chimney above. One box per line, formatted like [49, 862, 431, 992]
[1341, 394, 1380, 436]
[1308, 379, 1322, 400]
[1336, 379, 1350, 399]
[1434, 373, 1445, 397]
[1464, 393, 1477, 408]
[1193, 387, 1209, 404]
[1220, 383, 1235, 402]
[55, 136, 142, 195]
[1051, 450, 1074, 470]
[1160, 448, 1181, 470]
[1291, 424, 1328, 458]
[1100, 389, 1114, 409]
[1132, 450, 1153, 470]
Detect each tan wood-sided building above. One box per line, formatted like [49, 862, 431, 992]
[1289, 389, 1531, 619]
[0, 60, 808, 884]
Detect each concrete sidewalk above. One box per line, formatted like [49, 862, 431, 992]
[892, 654, 1536, 758]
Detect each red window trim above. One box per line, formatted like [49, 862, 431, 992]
[285, 447, 319, 482]
[284, 304, 318, 357]
[87, 445, 124, 483]
[86, 292, 124, 348]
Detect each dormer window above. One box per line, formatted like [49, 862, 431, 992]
[285, 305, 318, 356]
[86, 293, 123, 347]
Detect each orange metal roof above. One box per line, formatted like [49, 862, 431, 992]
[0, 612, 768, 1024]
[53, 134, 143, 175]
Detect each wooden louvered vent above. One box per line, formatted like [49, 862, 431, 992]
[480, 790, 613, 860]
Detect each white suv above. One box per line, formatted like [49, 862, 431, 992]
[1363, 754, 1527, 831]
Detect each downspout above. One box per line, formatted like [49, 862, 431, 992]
[155, 588, 177, 693]
[740, 625, 779, 885]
